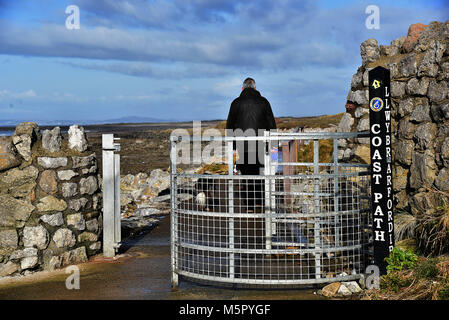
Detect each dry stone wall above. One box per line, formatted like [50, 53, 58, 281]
[338, 20, 449, 216]
[0, 122, 102, 278]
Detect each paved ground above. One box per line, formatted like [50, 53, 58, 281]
[0, 217, 322, 300]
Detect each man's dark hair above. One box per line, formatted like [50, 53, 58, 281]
[242, 77, 256, 89]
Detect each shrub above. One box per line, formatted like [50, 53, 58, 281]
[415, 195, 449, 255]
[414, 257, 439, 280]
[385, 247, 418, 274]
[438, 284, 449, 300]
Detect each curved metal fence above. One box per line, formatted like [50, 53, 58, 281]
[170, 131, 372, 288]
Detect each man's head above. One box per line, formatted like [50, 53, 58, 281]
[242, 77, 256, 90]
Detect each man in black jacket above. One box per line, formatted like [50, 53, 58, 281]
[226, 78, 276, 208]
[226, 77, 277, 175]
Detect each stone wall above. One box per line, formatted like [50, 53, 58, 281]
[338, 20, 449, 216]
[0, 123, 102, 278]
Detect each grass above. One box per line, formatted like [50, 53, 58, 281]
[297, 139, 334, 164]
[415, 195, 449, 255]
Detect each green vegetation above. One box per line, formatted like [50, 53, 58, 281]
[415, 197, 449, 255]
[414, 257, 439, 280]
[385, 247, 418, 274]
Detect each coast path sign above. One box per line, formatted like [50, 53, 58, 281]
[368, 66, 394, 275]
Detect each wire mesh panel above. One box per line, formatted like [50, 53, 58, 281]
[170, 132, 372, 287]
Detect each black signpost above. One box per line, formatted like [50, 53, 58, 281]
[368, 66, 394, 275]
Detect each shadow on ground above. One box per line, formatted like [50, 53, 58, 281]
[0, 217, 322, 300]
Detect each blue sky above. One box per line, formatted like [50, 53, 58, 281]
[0, 0, 447, 122]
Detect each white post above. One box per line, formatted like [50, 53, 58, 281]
[102, 134, 121, 257]
[227, 139, 235, 279]
[264, 131, 272, 250]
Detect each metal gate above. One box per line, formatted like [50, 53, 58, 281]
[170, 131, 372, 288]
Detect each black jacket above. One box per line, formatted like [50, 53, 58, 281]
[226, 88, 276, 132]
[226, 88, 276, 166]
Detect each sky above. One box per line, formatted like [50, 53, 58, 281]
[0, 0, 447, 122]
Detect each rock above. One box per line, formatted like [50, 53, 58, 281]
[410, 192, 438, 215]
[61, 246, 87, 266]
[81, 165, 97, 175]
[357, 117, 370, 132]
[440, 102, 449, 119]
[89, 241, 101, 251]
[337, 283, 352, 296]
[0, 261, 19, 277]
[37, 157, 68, 169]
[9, 247, 38, 260]
[400, 53, 417, 77]
[133, 207, 162, 217]
[40, 212, 64, 227]
[12, 122, 40, 161]
[391, 81, 406, 98]
[338, 113, 354, 133]
[393, 166, 409, 192]
[86, 219, 99, 232]
[435, 168, 449, 191]
[77, 232, 98, 243]
[415, 21, 446, 52]
[321, 282, 341, 297]
[354, 107, 368, 118]
[406, 77, 430, 96]
[398, 98, 414, 117]
[62, 182, 78, 198]
[79, 176, 98, 195]
[42, 127, 62, 152]
[0, 137, 21, 171]
[403, 23, 427, 53]
[66, 213, 86, 231]
[47, 256, 62, 271]
[72, 154, 96, 169]
[360, 38, 380, 65]
[353, 145, 370, 164]
[39, 170, 58, 194]
[389, 36, 405, 55]
[387, 62, 400, 79]
[144, 169, 170, 197]
[418, 40, 445, 77]
[441, 137, 449, 167]
[149, 194, 171, 203]
[398, 118, 415, 140]
[37, 195, 67, 212]
[410, 150, 437, 189]
[23, 225, 49, 249]
[428, 80, 448, 103]
[68, 198, 89, 211]
[442, 62, 449, 79]
[351, 71, 363, 89]
[68, 125, 88, 152]
[0, 229, 18, 249]
[410, 98, 431, 123]
[414, 122, 437, 150]
[343, 281, 362, 294]
[21, 256, 38, 270]
[347, 90, 368, 105]
[53, 228, 76, 248]
[57, 170, 78, 181]
[0, 194, 35, 226]
[394, 140, 414, 166]
[395, 190, 409, 210]
[0, 166, 38, 199]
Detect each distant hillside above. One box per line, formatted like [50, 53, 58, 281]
[214, 113, 344, 130]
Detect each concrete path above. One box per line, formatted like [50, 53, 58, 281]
[0, 217, 321, 300]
